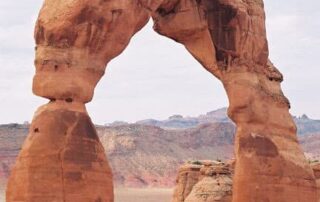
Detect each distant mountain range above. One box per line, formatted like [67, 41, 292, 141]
[107, 107, 320, 136]
[0, 108, 320, 189]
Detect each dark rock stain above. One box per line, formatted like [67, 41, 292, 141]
[65, 172, 82, 181]
[239, 135, 279, 157]
[71, 114, 99, 141]
[204, 1, 238, 62]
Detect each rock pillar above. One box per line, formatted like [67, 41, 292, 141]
[6, 0, 149, 201]
[152, 0, 318, 201]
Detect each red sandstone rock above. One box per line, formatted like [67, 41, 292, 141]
[33, 0, 150, 103]
[172, 164, 202, 202]
[7, 0, 318, 201]
[311, 163, 320, 202]
[6, 102, 113, 201]
[174, 160, 320, 202]
[152, 0, 318, 201]
[172, 161, 233, 202]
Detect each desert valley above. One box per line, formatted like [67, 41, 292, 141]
[1, 108, 320, 202]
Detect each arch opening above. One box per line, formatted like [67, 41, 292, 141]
[88, 20, 227, 124]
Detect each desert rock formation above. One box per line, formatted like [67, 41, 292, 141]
[6, 103, 114, 201]
[7, 0, 151, 201]
[172, 161, 233, 202]
[6, 0, 318, 201]
[174, 160, 320, 202]
[311, 163, 320, 202]
[172, 163, 203, 202]
[151, 0, 318, 201]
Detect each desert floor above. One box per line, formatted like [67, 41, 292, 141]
[115, 188, 173, 202]
[0, 188, 173, 202]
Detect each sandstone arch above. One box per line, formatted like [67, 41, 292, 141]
[6, 0, 318, 202]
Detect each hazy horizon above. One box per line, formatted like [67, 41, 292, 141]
[0, 1, 319, 124]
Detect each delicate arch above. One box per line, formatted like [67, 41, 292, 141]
[6, 0, 317, 202]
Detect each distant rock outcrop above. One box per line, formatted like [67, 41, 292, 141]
[99, 123, 235, 187]
[172, 160, 234, 202]
[135, 107, 320, 135]
[295, 116, 320, 135]
[172, 163, 202, 202]
[135, 108, 230, 129]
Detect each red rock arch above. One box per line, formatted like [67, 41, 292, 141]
[6, 0, 318, 201]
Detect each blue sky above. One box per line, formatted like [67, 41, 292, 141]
[0, 1, 319, 124]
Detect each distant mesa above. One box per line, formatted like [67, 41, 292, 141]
[106, 121, 129, 127]
[106, 108, 320, 136]
[301, 114, 310, 119]
[169, 115, 184, 120]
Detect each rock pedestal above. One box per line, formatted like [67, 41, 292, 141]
[6, 102, 113, 202]
[152, 0, 318, 201]
[6, 1, 150, 201]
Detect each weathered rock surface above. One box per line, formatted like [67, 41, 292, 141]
[311, 163, 320, 202]
[174, 160, 320, 202]
[172, 164, 202, 202]
[8, 0, 150, 201]
[6, 102, 113, 202]
[7, 0, 318, 201]
[172, 161, 233, 202]
[151, 0, 318, 201]
[33, 0, 150, 103]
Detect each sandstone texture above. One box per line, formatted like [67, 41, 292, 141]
[174, 160, 320, 202]
[311, 163, 320, 202]
[6, 103, 113, 202]
[172, 161, 233, 202]
[150, 0, 318, 201]
[172, 164, 202, 202]
[6, 0, 318, 201]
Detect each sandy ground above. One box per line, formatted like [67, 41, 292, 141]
[115, 188, 173, 202]
[0, 190, 3, 202]
[0, 188, 173, 202]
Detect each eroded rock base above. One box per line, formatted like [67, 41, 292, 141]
[174, 160, 319, 202]
[6, 102, 113, 202]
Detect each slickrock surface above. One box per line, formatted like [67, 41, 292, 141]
[173, 161, 233, 202]
[6, 103, 113, 202]
[311, 163, 320, 202]
[7, 0, 318, 201]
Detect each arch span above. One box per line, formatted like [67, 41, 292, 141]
[6, 0, 318, 202]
